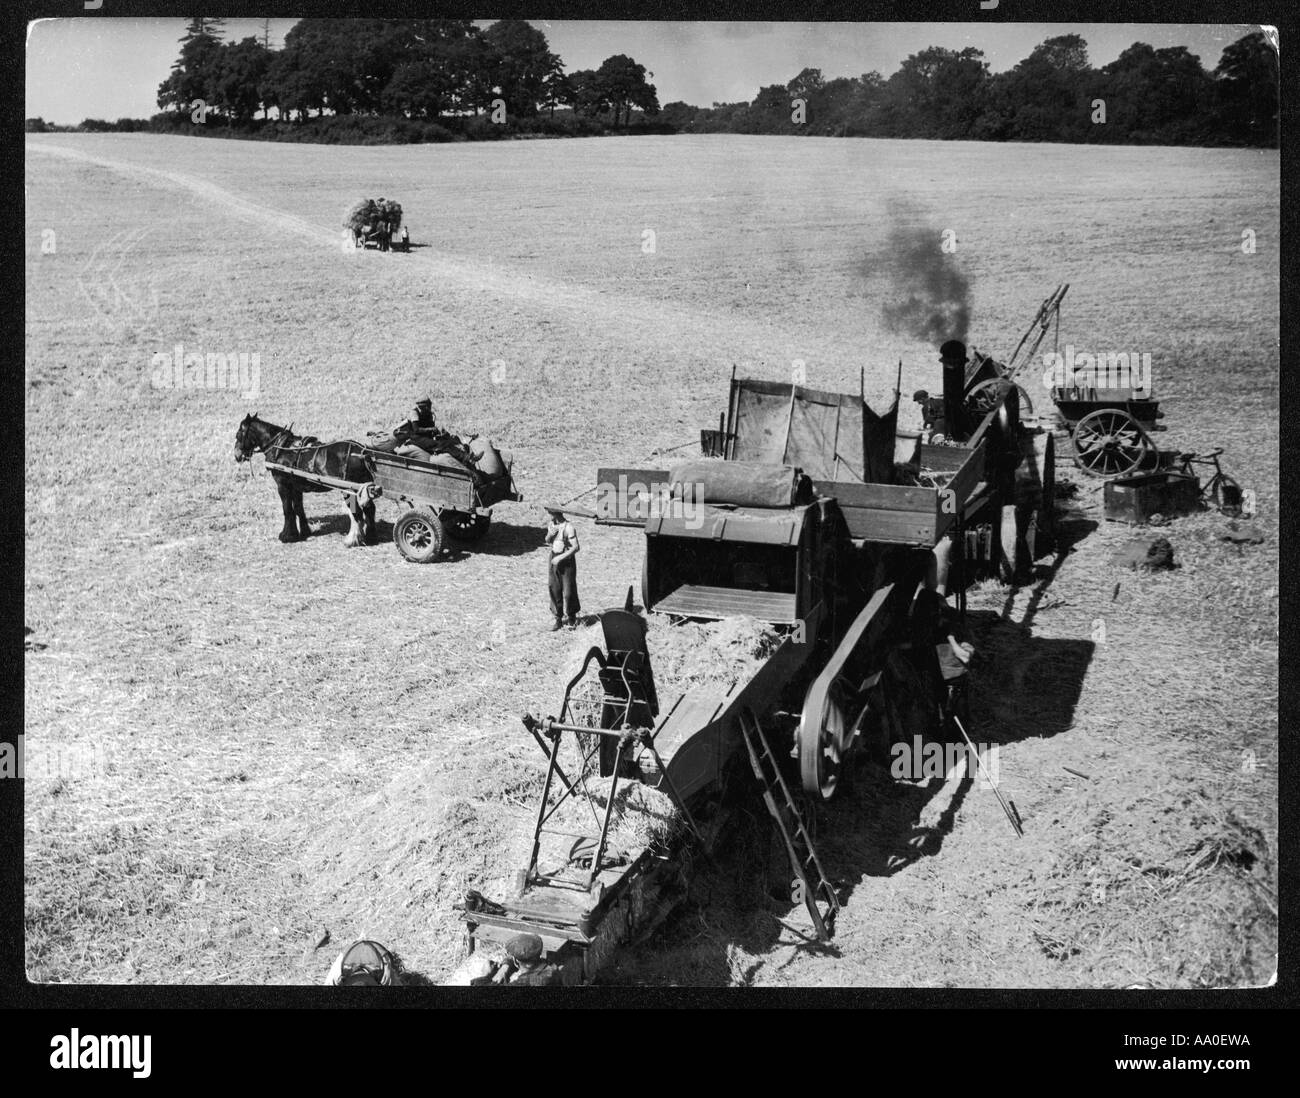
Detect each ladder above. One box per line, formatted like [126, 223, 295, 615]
[738, 709, 840, 941]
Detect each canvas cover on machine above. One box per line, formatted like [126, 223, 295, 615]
[668, 460, 805, 509]
[728, 380, 898, 485]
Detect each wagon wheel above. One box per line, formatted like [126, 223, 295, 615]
[799, 680, 851, 800]
[444, 511, 491, 542]
[393, 509, 445, 563]
[1070, 409, 1153, 479]
[966, 378, 1034, 419]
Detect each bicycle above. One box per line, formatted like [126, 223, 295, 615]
[1174, 448, 1244, 515]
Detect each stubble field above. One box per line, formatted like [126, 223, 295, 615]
[24, 133, 1278, 987]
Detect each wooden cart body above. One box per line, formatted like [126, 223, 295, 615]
[265, 444, 522, 561]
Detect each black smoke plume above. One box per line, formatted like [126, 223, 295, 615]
[873, 206, 972, 344]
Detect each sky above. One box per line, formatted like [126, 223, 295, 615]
[26, 18, 1262, 125]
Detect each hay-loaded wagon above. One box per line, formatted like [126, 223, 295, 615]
[454, 377, 1015, 984]
[343, 198, 409, 252]
[266, 443, 522, 562]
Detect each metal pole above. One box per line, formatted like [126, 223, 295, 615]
[952, 714, 1022, 837]
[527, 733, 564, 881]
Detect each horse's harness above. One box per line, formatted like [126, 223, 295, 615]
[244, 424, 373, 482]
[239, 425, 292, 476]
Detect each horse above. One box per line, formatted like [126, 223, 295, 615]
[234, 413, 379, 544]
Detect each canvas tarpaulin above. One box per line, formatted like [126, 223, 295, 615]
[728, 380, 898, 485]
[668, 460, 804, 509]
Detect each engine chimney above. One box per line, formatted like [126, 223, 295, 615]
[939, 339, 968, 441]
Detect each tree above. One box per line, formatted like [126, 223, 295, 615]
[541, 70, 575, 117]
[995, 34, 1094, 142]
[261, 34, 327, 120]
[1096, 43, 1217, 143]
[884, 46, 991, 139]
[275, 19, 366, 117]
[660, 100, 697, 130]
[210, 37, 271, 124]
[157, 32, 223, 113]
[747, 83, 795, 133]
[569, 69, 608, 118]
[484, 20, 562, 118]
[594, 54, 658, 126]
[1213, 31, 1278, 145]
[178, 17, 224, 47]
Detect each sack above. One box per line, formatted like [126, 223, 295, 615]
[326, 940, 396, 986]
[470, 437, 506, 477]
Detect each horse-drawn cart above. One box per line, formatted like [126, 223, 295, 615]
[265, 445, 523, 563]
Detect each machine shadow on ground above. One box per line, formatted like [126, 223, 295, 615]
[612, 530, 1098, 985]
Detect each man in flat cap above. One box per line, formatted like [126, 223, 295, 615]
[505, 933, 558, 986]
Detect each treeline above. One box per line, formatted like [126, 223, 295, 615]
[664, 33, 1278, 147]
[28, 24, 1276, 148]
[152, 18, 660, 129]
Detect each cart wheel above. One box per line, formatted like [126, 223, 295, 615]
[967, 378, 1034, 419]
[1070, 409, 1152, 478]
[799, 682, 849, 800]
[444, 511, 491, 542]
[393, 509, 445, 563]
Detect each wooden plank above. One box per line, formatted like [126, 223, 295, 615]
[371, 461, 475, 510]
[594, 467, 670, 525]
[654, 584, 798, 623]
[945, 440, 986, 510]
[918, 444, 970, 473]
[659, 586, 793, 613]
[837, 507, 936, 545]
[814, 480, 937, 514]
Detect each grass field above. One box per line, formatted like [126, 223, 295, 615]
[24, 133, 1278, 987]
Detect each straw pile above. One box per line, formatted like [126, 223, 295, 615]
[642, 616, 781, 695]
[295, 748, 544, 979]
[556, 616, 779, 729]
[541, 776, 686, 865]
[342, 197, 403, 234]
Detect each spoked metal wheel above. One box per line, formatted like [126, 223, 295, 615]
[443, 511, 491, 541]
[799, 681, 851, 800]
[393, 509, 445, 563]
[1070, 409, 1153, 478]
[1208, 474, 1243, 515]
[966, 378, 1034, 419]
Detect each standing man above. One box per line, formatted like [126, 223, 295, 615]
[545, 507, 580, 631]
